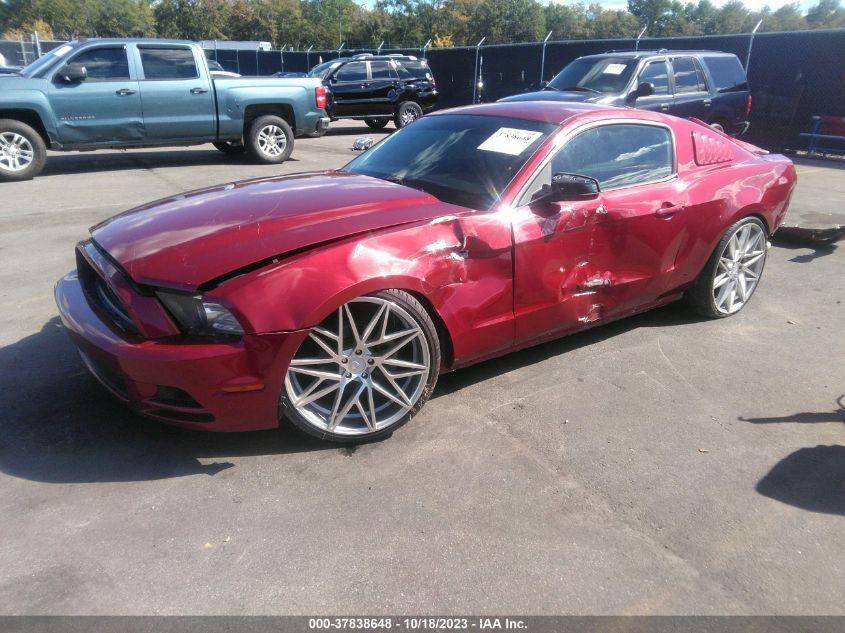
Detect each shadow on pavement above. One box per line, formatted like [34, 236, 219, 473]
[756, 445, 845, 516]
[2, 300, 709, 484]
[0, 318, 332, 485]
[41, 149, 299, 177]
[739, 396, 845, 425]
[436, 301, 709, 397]
[741, 396, 844, 516]
[770, 238, 839, 263]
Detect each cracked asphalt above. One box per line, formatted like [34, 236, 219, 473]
[0, 122, 842, 614]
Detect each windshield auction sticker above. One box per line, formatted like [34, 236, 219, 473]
[603, 63, 627, 75]
[478, 128, 543, 156]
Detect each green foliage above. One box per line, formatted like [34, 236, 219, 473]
[1, 0, 843, 48]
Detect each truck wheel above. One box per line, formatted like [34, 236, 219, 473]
[394, 102, 422, 129]
[364, 119, 389, 130]
[246, 116, 294, 164]
[213, 141, 246, 155]
[0, 119, 46, 181]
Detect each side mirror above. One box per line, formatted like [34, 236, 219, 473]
[59, 63, 87, 83]
[629, 81, 654, 100]
[533, 173, 600, 204]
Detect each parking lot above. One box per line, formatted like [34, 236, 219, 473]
[0, 121, 842, 615]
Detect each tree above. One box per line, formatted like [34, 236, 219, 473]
[806, 0, 845, 27]
[470, 0, 545, 44]
[544, 2, 588, 40]
[628, 0, 672, 34]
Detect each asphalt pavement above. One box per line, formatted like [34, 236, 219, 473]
[0, 121, 842, 615]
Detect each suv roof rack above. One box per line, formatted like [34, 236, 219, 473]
[603, 48, 668, 53]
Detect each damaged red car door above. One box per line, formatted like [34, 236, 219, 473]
[512, 120, 691, 340]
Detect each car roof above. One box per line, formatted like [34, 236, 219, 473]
[431, 101, 642, 126]
[583, 49, 736, 60]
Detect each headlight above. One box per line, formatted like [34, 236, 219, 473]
[156, 291, 245, 336]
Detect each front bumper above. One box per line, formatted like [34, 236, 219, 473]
[55, 271, 307, 432]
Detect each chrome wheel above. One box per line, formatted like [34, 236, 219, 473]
[285, 296, 432, 437]
[256, 124, 287, 157]
[400, 108, 419, 126]
[712, 222, 766, 315]
[0, 132, 34, 173]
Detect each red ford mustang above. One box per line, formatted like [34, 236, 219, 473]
[55, 102, 797, 442]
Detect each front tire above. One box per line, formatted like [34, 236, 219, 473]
[687, 217, 768, 318]
[213, 141, 246, 155]
[281, 290, 441, 443]
[364, 118, 389, 130]
[245, 115, 294, 164]
[394, 102, 423, 129]
[0, 119, 46, 181]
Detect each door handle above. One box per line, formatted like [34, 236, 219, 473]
[655, 203, 683, 218]
[659, 103, 670, 111]
[190, 87, 209, 94]
[703, 99, 712, 107]
[115, 88, 136, 96]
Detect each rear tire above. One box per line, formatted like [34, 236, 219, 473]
[213, 141, 246, 155]
[245, 115, 294, 164]
[394, 102, 423, 129]
[0, 119, 46, 181]
[281, 289, 441, 444]
[364, 119, 389, 130]
[686, 216, 768, 318]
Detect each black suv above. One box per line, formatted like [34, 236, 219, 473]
[308, 54, 438, 129]
[501, 50, 751, 135]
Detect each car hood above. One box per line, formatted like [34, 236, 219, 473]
[92, 171, 459, 290]
[500, 90, 603, 103]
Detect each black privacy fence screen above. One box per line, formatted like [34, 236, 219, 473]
[201, 29, 845, 152]
[1, 29, 843, 151]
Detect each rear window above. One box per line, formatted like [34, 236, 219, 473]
[140, 47, 198, 80]
[702, 56, 748, 93]
[398, 60, 432, 79]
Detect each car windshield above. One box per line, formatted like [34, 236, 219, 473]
[547, 57, 638, 95]
[343, 114, 557, 209]
[20, 43, 77, 77]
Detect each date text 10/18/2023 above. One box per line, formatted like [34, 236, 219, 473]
[308, 618, 528, 630]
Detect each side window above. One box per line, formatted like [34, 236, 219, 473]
[335, 62, 367, 82]
[139, 47, 198, 80]
[370, 61, 392, 79]
[673, 57, 706, 93]
[551, 124, 674, 190]
[638, 61, 670, 95]
[64, 47, 129, 82]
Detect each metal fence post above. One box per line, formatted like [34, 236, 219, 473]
[422, 38, 431, 58]
[634, 26, 647, 51]
[472, 36, 485, 104]
[745, 19, 763, 71]
[539, 31, 552, 85]
[306, 45, 313, 72]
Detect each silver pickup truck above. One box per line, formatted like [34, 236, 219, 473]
[0, 38, 330, 180]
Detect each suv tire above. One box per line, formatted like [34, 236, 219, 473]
[394, 102, 423, 129]
[364, 119, 389, 130]
[246, 115, 294, 164]
[0, 119, 47, 181]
